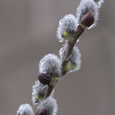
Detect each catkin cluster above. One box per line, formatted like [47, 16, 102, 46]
[16, 0, 104, 115]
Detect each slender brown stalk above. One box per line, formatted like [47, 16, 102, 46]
[62, 25, 84, 75]
[44, 85, 54, 99]
[42, 25, 84, 101]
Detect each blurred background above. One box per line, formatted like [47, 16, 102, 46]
[0, 0, 115, 115]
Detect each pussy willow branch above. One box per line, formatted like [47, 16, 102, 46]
[43, 25, 84, 101]
[34, 24, 84, 115]
[62, 25, 84, 75]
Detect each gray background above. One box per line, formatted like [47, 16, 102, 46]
[0, 0, 115, 115]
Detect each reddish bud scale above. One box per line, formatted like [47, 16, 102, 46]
[36, 109, 47, 115]
[37, 73, 51, 85]
[81, 11, 94, 27]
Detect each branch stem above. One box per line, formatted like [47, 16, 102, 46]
[35, 25, 84, 115]
[44, 85, 54, 99]
[62, 25, 84, 75]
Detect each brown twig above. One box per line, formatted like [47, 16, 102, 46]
[44, 25, 84, 99]
[62, 25, 84, 75]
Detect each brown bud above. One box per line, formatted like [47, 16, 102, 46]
[36, 109, 47, 115]
[81, 11, 94, 27]
[37, 73, 51, 85]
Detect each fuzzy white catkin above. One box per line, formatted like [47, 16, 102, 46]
[16, 103, 34, 115]
[76, 0, 99, 29]
[32, 80, 48, 105]
[39, 53, 62, 77]
[57, 14, 78, 42]
[37, 96, 58, 115]
[32, 80, 54, 105]
[59, 43, 81, 73]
